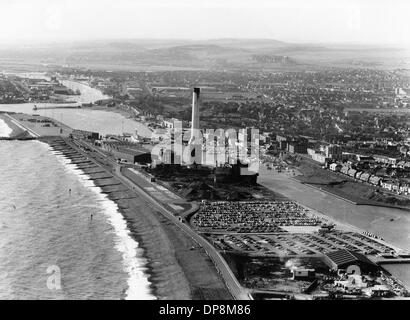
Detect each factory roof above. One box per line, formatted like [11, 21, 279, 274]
[325, 249, 377, 268]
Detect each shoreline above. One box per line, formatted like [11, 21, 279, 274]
[46, 138, 187, 299]
[49, 146, 155, 300]
[0, 118, 12, 137]
[43, 137, 231, 300]
[0, 113, 27, 138]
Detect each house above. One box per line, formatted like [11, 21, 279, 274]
[399, 184, 409, 194]
[329, 163, 342, 172]
[348, 168, 357, 178]
[374, 155, 399, 165]
[381, 180, 394, 191]
[307, 148, 316, 157]
[341, 165, 350, 175]
[312, 152, 328, 164]
[360, 172, 371, 182]
[392, 182, 400, 193]
[369, 175, 382, 186]
[355, 171, 363, 180]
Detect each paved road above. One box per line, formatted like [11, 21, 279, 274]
[67, 138, 250, 300]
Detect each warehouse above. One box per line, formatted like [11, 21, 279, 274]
[324, 249, 379, 273]
[101, 140, 152, 164]
[112, 148, 151, 164]
[71, 129, 99, 140]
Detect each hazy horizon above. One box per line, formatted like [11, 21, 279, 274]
[1, 0, 410, 49]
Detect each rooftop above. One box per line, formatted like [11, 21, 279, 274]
[325, 249, 377, 267]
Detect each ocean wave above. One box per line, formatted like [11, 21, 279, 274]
[49, 147, 155, 300]
[0, 119, 12, 137]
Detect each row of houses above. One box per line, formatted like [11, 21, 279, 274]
[343, 153, 410, 168]
[328, 162, 410, 195]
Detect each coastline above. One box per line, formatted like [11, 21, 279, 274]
[44, 137, 232, 300]
[0, 113, 27, 138]
[49, 146, 155, 300]
[0, 118, 12, 137]
[46, 138, 189, 299]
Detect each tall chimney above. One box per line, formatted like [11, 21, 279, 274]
[189, 87, 200, 144]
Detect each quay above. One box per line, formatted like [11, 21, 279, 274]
[1, 112, 72, 138]
[33, 104, 81, 111]
[376, 258, 410, 265]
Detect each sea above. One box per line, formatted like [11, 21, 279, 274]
[0, 76, 155, 299]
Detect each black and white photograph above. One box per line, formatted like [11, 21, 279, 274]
[0, 0, 409, 310]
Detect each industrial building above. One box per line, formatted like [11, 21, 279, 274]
[101, 140, 151, 164]
[70, 129, 99, 140]
[324, 249, 379, 273]
[292, 269, 316, 280]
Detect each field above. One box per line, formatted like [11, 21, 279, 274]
[293, 158, 410, 208]
[294, 159, 345, 184]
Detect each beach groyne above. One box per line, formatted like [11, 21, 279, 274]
[41, 136, 232, 300]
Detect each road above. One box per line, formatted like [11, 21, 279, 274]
[66, 137, 250, 300]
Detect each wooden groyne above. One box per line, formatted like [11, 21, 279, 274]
[43, 137, 138, 202]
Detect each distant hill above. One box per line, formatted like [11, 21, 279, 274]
[197, 38, 289, 49]
[0, 38, 408, 71]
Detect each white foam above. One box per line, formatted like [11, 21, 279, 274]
[49, 148, 156, 300]
[0, 119, 12, 137]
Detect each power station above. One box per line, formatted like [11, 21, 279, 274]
[189, 87, 201, 145]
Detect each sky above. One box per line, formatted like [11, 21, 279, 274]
[0, 0, 409, 47]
